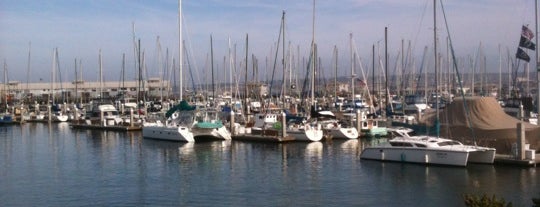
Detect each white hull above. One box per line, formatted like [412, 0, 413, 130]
[360, 129, 496, 166]
[326, 127, 359, 139]
[467, 147, 496, 164]
[142, 125, 195, 142]
[53, 114, 69, 122]
[192, 126, 232, 140]
[361, 147, 470, 166]
[288, 125, 324, 142]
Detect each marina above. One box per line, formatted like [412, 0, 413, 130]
[3, 0, 540, 206]
[0, 123, 538, 206]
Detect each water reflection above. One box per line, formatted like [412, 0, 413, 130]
[0, 123, 538, 206]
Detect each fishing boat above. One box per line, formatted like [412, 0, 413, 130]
[360, 129, 496, 166]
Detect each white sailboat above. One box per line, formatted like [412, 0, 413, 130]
[50, 48, 68, 122]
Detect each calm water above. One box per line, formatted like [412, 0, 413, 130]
[0, 123, 538, 206]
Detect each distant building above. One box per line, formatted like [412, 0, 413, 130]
[0, 78, 171, 103]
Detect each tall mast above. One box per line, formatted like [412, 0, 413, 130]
[282, 11, 286, 106]
[210, 35, 215, 104]
[178, 0, 183, 100]
[350, 33, 354, 110]
[385, 27, 389, 116]
[434, 0, 439, 136]
[244, 34, 248, 115]
[99, 49, 103, 100]
[51, 48, 56, 105]
[26, 42, 31, 97]
[333, 45, 338, 104]
[74, 58, 78, 103]
[310, 0, 316, 106]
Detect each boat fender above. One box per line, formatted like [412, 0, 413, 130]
[400, 153, 406, 162]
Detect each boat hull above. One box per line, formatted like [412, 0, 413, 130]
[360, 147, 470, 167]
[192, 126, 232, 140]
[288, 125, 324, 142]
[142, 125, 195, 142]
[327, 127, 359, 139]
[467, 148, 496, 164]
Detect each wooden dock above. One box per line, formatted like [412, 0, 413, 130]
[494, 154, 539, 167]
[70, 123, 142, 131]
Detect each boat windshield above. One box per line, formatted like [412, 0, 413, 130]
[171, 111, 195, 126]
[389, 142, 414, 147]
[437, 141, 461, 146]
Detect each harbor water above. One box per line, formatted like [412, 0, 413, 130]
[0, 123, 538, 206]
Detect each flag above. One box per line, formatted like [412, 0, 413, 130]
[522, 25, 534, 40]
[516, 48, 531, 62]
[519, 36, 536, 50]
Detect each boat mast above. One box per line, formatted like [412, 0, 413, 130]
[210, 34, 215, 105]
[4, 60, 7, 110]
[350, 33, 354, 111]
[178, 0, 183, 101]
[99, 49, 103, 100]
[385, 27, 389, 116]
[333, 45, 338, 105]
[310, 0, 316, 107]
[74, 58, 78, 103]
[51, 48, 56, 105]
[433, 0, 440, 137]
[26, 42, 31, 100]
[282, 11, 286, 106]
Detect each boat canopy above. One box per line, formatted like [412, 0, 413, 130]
[166, 100, 196, 118]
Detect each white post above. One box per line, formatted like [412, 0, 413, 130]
[48, 105, 52, 121]
[230, 111, 235, 135]
[282, 112, 287, 137]
[356, 110, 361, 135]
[101, 110, 105, 126]
[130, 108, 134, 127]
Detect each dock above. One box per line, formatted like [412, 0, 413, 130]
[232, 134, 295, 142]
[494, 154, 539, 167]
[70, 123, 142, 131]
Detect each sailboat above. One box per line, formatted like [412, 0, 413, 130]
[361, 0, 496, 166]
[50, 48, 69, 122]
[142, 0, 231, 142]
[0, 60, 16, 125]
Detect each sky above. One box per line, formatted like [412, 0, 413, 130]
[0, 0, 537, 85]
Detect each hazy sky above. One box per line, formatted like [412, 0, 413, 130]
[0, 0, 536, 84]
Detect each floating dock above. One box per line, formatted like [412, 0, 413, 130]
[494, 154, 539, 167]
[232, 134, 295, 142]
[70, 123, 142, 131]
